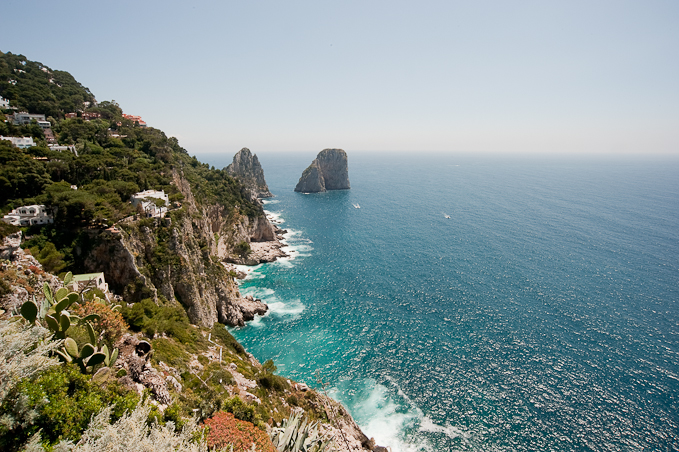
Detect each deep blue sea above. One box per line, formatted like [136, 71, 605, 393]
[198, 152, 679, 451]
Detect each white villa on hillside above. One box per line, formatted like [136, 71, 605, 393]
[0, 136, 36, 149]
[49, 144, 77, 154]
[2, 205, 53, 226]
[0, 97, 9, 109]
[72, 272, 109, 293]
[12, 112, 51, 129]
[131, 189, 169, 218]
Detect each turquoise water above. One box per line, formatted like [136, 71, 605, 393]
[198, 152, 679, 451]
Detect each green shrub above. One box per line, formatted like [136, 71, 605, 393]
[0, 364, 138, 450]
[258, 374, 287, 392]
[30, 241, 67, 274]
[262, 359, 277, 374]
[163, 402, 187, 430]
[233, 241, 251, 257]
[0, 222, 19, 240]
[28, 401, 209, 452]
[223, 396, 255, 424]
[210, 325, 246, 356]
[205, 366, 235, 387]
[152, 337, 190, 370]
[0, 278, 11, 297]
[122, 299, 192, 343]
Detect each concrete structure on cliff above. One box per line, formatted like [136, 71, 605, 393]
[73, 272, 109, 293]
[131, 189, 169, 218]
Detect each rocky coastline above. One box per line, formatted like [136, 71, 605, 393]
[0, 148, 382, 451]
[219, 195, 388, 452]
[225, 221, 289, 266]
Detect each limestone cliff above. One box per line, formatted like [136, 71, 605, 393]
[81, 168, 279, 328]
[0, 231, 61, 313]
[294, 159, 325, 193]
[295, 149, 350, 193]
[226, 147, 273, 198]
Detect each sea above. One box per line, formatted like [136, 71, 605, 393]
[197, 151, 679, 451]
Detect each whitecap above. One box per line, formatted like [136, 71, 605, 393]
[329, 379, 434, 452]
[418, 416, 469, 441]
[232, 263, 265, 280]
[274, 256, 296, 268]
[245, 314, 266, 328]
[241, 287, 275, 300]
[264, 210, 285, 224]
[267, 298, 305, 318]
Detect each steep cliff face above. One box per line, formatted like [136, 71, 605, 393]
[226, 148, 273, 198]
[294, 149, 350, 193]
[317, 148, 350, 190]
[79, 227, 149, 298]
[294, 159, 325, 193]
[82, 169, 277, 327]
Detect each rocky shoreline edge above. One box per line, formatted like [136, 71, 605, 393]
[225, 213, 289, 267]
[220, 211, 389, 452]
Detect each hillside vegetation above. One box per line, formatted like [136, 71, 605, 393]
[0, 54, 379, 451]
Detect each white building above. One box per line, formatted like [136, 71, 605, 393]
[72, 272, 109, 293]
[0, 97, 9, 109]
[131, 189, 170, 218]
[0, 136, 36, 149]
[12, 112, 51, 129]
[49, 144, 77, 153]
[2, 205, 54, 227]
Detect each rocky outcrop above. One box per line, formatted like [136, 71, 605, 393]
[0, 231, 22, 261]
[0, 232, 61, 313]
[226, 147, 273, 198]
[314, 393, 386, 451]
[294, 149, 350, 193]
[294, 159, 325, 193]
[81, 168, 277, 328]
[83, 228, 156, 303]
[317, 149, 351, 190]
[116, 334, 172, 405]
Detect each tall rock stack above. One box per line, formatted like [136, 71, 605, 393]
[226, 148, 273, 198]
[294, 149, 350, 193]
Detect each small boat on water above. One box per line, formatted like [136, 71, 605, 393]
[353, 203, 361, 209]
[444, 214, 451, 219]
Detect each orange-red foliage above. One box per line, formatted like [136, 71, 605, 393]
[203, 412, 276, 452]
[75, 300, 128, 344]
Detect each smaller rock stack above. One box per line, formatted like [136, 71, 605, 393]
[226, 148, 273, 198]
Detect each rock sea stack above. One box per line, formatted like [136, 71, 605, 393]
[294, 148, 350, 193]
[226, 147, 273, 198]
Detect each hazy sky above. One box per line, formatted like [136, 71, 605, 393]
[3, 0, 678, 155]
